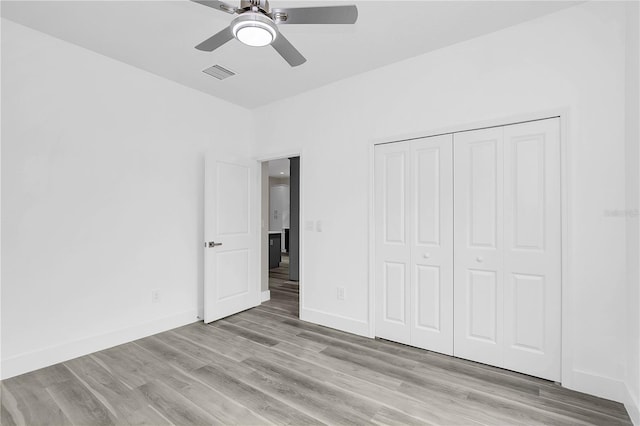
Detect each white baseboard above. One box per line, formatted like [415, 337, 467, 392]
[261, 290, 271, 302]
[528, 368, 639, 424]
[1, 309, 198, 380]
[624, 384, 640, 425]
[300, 307, 369, 337]
[570, 369, 627, 403]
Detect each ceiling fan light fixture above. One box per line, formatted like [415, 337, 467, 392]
[231, 13, 277, 47]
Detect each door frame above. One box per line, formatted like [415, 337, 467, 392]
[368, 108, 572, 387]
[256, 151, 303, 315]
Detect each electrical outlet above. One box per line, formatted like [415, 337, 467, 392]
[151, 289, 160, 304]
[305, 220, 314, 231]
[337, 287, 345, 301]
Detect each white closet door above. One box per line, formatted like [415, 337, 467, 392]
[503, 119, 561, 381]
[454, 127, 505, 367]
[375, 142, 412, 344]
[410, 135, 454, 355]
[454, 118, 561, 380]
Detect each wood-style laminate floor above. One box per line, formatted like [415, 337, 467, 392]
[1, 258, 632, 425]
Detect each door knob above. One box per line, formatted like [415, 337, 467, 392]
[423, 253, 430, 259]
[476, 256, 483, 263]
[207, 241, 223, 248]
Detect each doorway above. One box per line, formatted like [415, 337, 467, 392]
[261, 156, 300, 317]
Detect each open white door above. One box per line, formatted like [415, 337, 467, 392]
[204, 153, 259, 323]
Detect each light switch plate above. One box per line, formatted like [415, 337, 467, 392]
[316, 220, 323, 232]
[305, 220, 314, 231]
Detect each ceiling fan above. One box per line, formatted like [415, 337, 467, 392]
[192, 0, 358, 67]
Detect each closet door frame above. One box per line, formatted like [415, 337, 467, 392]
[368, 109, 572, 387]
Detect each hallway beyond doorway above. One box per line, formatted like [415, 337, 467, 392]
[267, 254, 299, 318]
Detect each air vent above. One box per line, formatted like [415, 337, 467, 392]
[203, 65, 236, 80]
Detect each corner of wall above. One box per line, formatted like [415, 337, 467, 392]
[624, 384, 640, 426]
[567, 369, 639, 424]
[0, 15, 3, 382]
[626, 1, 640, 424]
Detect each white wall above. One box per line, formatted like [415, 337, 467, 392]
[269, 178, 290, 232]
[1, 19, 252, 378]
[252, 2, 632, 405]
[0, 13, 3, 382]
[625, 1, 640, 423]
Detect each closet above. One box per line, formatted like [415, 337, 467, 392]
[374, 118, 561, 381]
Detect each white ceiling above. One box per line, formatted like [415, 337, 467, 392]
[1, 0, 578, 109]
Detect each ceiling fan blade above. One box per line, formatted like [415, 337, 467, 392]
[191, 0, 237, 14]
[195, 27, 234, 52]
[272, 32, 306, 67]
[271, 5, 358, 25]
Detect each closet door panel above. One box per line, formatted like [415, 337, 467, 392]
[375, 143, 412, 344]
[467, 269, 498, 343]
[503, 118, 561, 381]
[454, 127, 504, 366]
[468, 141, 499, 249]
[415, 265, 441, 330]
[411, 134, 454, 355]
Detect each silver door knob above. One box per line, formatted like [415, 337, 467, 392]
[476, 256, 483, 263]
[423, 253, 430, 259]
[207, 241, 223, 248]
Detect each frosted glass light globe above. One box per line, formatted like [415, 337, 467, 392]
[232, 15, 277, 47]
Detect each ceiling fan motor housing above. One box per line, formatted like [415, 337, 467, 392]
[240, 0, 270, 13]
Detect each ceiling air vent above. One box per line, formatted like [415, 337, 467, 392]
[203, 65, 236, 80]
